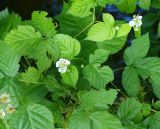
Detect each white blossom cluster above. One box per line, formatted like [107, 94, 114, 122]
[129, 14, 143, 31]
[0, 93, 16, 118]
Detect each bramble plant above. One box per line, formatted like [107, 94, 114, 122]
[0, 0, 160, 129]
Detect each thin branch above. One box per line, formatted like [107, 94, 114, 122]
[110, 82, 128, 98]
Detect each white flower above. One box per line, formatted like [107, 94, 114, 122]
[6, 104, 16, 114]
[0, 93, 10, 104]
[0, 109, 6, 118]
[56, 58, 70, 73]
[129, 14, 143, 30]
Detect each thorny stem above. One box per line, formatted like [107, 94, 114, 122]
[110, 82, 128, 98]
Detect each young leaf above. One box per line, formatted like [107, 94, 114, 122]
[89, 49, 110, 64]
[86, 13, 116, 42]
[124, 33, 150, 65]
[97, 37, 127, 54]
[80, 89, 117, 110]
[116, 24, 131, 38]
[31, 11, 56, 38]
[53, 34, 81, 59]
[103, 13, 115, 27]
[61, 65, 78, 88]
[20, 67, 41, 83]
[86, 22, 115, 42]
[9, 104, 54, 129]
[68, 0, 95, 17]
[122, 67, 140, 97]
[117, 98, 141, 122]
[83, 64, 114, 89]
[0, 42, 20, 77]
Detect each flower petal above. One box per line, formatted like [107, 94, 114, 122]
[137, 15, 142, 20]
[129, 20, 135, 27]
[58, 67, 67, 73]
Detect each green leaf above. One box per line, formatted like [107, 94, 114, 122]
[134, 57, 160, 99]
[103, 13, 115, 27]
[139, 0, 151, 10]
[0, 8, 9, 20]
[68, 0, 95, 17]
[69, 109, 124, 129]
[5, 25, 59, 71]
[90, 111, 124, 129]
[69, 108, 90, 129]
[135, 57, 160, 79]
[141, 103, 151, 117]
[124, 33, 150, 65]
[86, 22, 115, 42]
[116, 24, 131, 38]
[0, 42, 20, 77]
[9, 104, 54, 129]
[117, 98, 141, 122]
[151, 0, 160, 9]
[0, 12, 21, 39]
[89, 49, 110, 64]
[80, 89, 117, 110]
[53, 34, 81, 59]
[20, 67, 41, 83]
[122, 67, 140, 97]
[124, 123, 146, 129]
[117, 0, 137, 14]
[5, 25, 41, 56]
[83, 64, 114, 89]
[56, 3, 93, 39]
[0, 119, 6, 129]
[96, 0, 108, 6]
[153, 101, 160, 110]
[158, 22, 160, 38]
[86, 13, 116, 42]
[31, 11, 56, 38]
[97, 37, 127, 54]
[61, 65, 78, 88]
[143, 111, 160, 129]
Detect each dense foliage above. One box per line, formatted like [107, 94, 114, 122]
[0, 0, 160, 129]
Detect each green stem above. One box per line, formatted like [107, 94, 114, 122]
[110, 82, 128, 98]
[74, 22, 94, 38]
[24, 56, 30, 67]
[113, 67, 125, 72]
[134, 28, 141, 38]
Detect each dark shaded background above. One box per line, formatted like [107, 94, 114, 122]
[0, 0, 63, 19]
